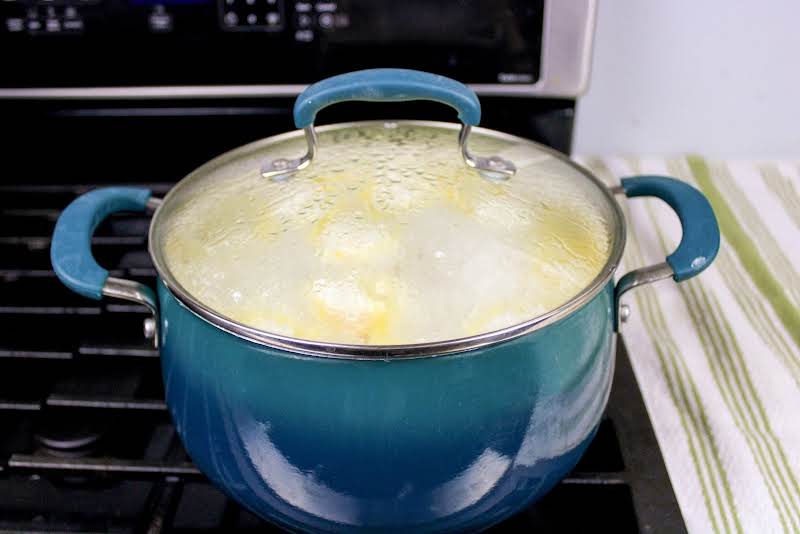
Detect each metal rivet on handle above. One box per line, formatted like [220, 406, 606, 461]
[619, 304, 631, 323]
[143, 318, 157, 340]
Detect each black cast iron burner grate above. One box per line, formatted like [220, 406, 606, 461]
[0, 185, 686, 533]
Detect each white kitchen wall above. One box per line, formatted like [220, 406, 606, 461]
[573, 0, 800, 158]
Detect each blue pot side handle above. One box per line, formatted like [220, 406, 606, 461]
[261, 68, 516, 180]
[293, 68, 481, 128]
[51, 187, 160, 345]
[614, 175, 720, 329]
[51, 187, 151, 299]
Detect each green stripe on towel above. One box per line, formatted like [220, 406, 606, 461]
[586, 158, 741, 533]
[646, 199, 800, 532]
[686, 156, 800, 352]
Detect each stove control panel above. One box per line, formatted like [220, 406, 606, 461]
[4, 3, 88, 35]
[0, 0, 379, 42]
[219, 0, 284, 31]
[0, 0, 559, 92]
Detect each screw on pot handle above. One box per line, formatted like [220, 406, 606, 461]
[613, 175, 720, 330]
[261, 68, 516, 180]
[51, 187, 162, 347]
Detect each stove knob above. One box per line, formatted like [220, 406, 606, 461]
[317, 12, 332, 28]
[223, 11, 238, 26]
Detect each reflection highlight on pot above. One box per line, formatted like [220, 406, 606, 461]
[429, 448, 511, 516]
[241, 420, 362, 525]
[239, 416, 513, 524]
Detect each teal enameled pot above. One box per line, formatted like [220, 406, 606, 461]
[50, 69, 720, 533]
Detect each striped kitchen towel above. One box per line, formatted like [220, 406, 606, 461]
[575, 156, 800, 534]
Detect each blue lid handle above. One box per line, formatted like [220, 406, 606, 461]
[263, 68, 515, 181]
[293, 68, 482, 128]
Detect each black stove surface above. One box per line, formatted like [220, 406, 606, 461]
[0, 184, 686, 533]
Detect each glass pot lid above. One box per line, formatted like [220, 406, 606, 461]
[149, 70, 624, 355]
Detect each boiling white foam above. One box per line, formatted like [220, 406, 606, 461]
[160, 124, 612, 345]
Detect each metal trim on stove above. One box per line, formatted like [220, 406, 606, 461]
[0, 1, 596, 100]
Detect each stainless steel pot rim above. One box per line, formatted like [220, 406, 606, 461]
[148, 120, 627, 360]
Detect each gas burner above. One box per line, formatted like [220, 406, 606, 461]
[34, 413, 106, 458]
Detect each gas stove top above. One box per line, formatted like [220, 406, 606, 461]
[0, 0, 685, 527]
[0, 185, 685, 532]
